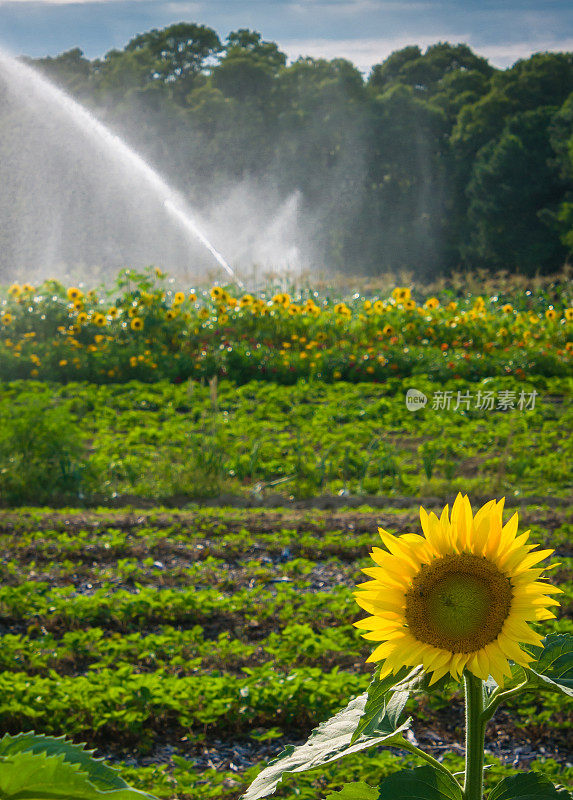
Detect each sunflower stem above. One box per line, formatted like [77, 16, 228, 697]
[463, 672, 486, 800]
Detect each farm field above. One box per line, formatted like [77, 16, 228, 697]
[0, 274, 571, 798]
[0, 376, 572, 505]
[0, 503, 570, 798]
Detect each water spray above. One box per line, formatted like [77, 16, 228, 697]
[0, 50, 242, 287]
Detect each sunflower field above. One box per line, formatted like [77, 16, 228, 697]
[0, 267, 571, 384]
[0, 268, 571, 799]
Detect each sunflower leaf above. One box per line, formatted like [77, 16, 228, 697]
[488, 771, 571, 799]
[376, 766, 463, 799]
[0, 750, 157, 799]
[524, 633, 573, 698]
[323, 781, 379, 799]
[350, 665, 413, 745]
[0, 732, 132, 791]
[241, 692, 411, 800]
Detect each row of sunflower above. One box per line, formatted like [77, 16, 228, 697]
[0, 270, 571, 384]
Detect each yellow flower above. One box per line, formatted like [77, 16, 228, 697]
[30, 368, 39, 377]
[240, 294, 254, 307]
[564, 308, 573, 321]
[199, 308, 210, 320]
[382, 324, 394, 336]
[545, 308, 557, 321]
[446, 301, 458, 312]
[288, 304, 302, 315]
[108, 307, 119, 319]
[373, 300, 385, 314]
[1, 313, 13, 326]
[272, 292, 291, 308]
[131, 317, 144, 331]
[188, 292, 197, 303]
[355, 494, 560, 687]
[8, 284, 21, 298]
[154, 267, 165, 278]
[129, 356, 138, 367]
[173, 292, 185, 305]
[334, 303, 351, 317]
[21, 283, 34, 293]
[210, 286, 226, 302]
[502, 304, 513, 314]
[59, 359, 68, 367]
[73, 300, 84, 312]
[77, 312, 88, 324]
[165, 309, 178, 321]
[404, 299, 417, 311]
[392, 287, 411, 303]
[93, 313, 106, 327]
[424, 297, 440, 310]
[218, 313, 229, 324]
[67, 287, 82, 301]
[364, 300, 372, 311]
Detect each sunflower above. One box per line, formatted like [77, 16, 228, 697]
[67, 287, 83, 302]
[93, 313, 107, 327]
[173, 292, 185, 305]
[545, 308, 557, 321]
[108, 307, 119, 319]
[131, 317, 144, 331]
[355, 494, 560, 687]
[565, 308, 573, 321]
[424, 297, 440, 310]
[502, 304, 513, 314]
[392, 287, 411, 303]
[1, 313, 13, 326]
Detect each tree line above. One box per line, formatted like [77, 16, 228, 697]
[26, 25, 573, 276]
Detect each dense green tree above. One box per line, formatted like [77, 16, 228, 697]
[9, 29, 572, 276]
[465, 107, 569, 272]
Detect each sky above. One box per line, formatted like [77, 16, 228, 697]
[0, 0, 572, 73]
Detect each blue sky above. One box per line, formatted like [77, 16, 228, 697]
[0, 0, 571, 72]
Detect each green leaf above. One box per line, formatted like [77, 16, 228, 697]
[376, 766, 462, 800]
[488, 771, 571, 799]
[350, 666, 413, 745]
[0, 732, 132, 791]
[242, 692, 411, 800]
[324, 781, 380, 799]
[0, 750, 156, 799]
[525, 633, 573, 698]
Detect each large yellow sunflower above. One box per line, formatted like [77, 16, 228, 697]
[355, 494, 560, 686]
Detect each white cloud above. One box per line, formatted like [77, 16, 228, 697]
[284, 34, 460, 71]
[475, 37, 573, 67]
[283, 33, 573, 71]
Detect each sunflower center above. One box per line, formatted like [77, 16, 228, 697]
[405, 553, 513, 653]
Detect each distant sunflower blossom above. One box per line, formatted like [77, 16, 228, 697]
[392, 287, 411, 303]
[131, 317, 144, 331]
[355, 494, 560, 687]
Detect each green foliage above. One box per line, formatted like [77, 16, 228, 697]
[376, 766, 463, 800]
[488, 771, 572, 799]
[0, 398, 94, 504]
[0, 732, 156, 798]
[242, 687, 411, 800]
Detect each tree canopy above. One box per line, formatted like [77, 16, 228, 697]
[12, 28, 573, 276]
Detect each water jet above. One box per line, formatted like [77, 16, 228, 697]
[0, 51, 243, 286]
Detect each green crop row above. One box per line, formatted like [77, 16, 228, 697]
[0, 376, 571, 504]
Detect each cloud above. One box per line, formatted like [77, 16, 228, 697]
[284, 33, 573, 71]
